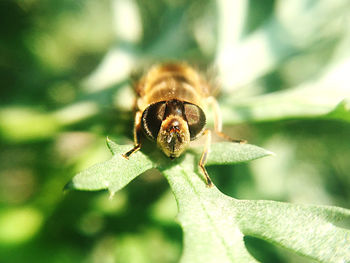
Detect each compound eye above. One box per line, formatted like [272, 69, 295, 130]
[184, 103, 206, 140]
[141, 101, 166, 140]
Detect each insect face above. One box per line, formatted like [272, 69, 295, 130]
[141, 99, 206, 159]
[157, 115, 190, 158]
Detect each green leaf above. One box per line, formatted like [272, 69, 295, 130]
[162, 155, 350, 263]
[66, 138, 154, 195]
[68, 138, 350, 262]
[161, 161, 259, 263]
[68, 139, 272, 193]
[235, 200, 350, 262]
[220, 77, 350, 125]
[192, 142, 274, 166]
[326, 99, 350, 122]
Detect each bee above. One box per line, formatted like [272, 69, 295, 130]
[122, 62, 245, 187]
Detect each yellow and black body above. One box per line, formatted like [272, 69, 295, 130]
[122, 63, 245, 186]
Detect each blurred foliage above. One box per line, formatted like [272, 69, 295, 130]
[0, 0, 350, 262]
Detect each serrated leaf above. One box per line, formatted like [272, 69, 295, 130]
[192, 142, 274, 166]
[162, 154, 350, 263]
[235, 200, 350, 262]
[68, 139, 273, 194]
[69, 139, 350, 262]
[67, 138, 154, 194]
[162, 161, 259, 263]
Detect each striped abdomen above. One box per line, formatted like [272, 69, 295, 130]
[136, 63, 209, 111]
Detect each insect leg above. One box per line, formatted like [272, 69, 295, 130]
[199, 129, 213, 187]
[207, 96, 246, 144]
[122, 111, 142, 159]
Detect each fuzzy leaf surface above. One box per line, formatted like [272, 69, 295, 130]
[67, 138, 154, 194]
[162, 155, 350, 263]
[69, 139, 350, 262]
[69, 139, 272, 193]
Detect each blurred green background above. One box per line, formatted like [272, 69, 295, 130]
[1, 0, 350, 262]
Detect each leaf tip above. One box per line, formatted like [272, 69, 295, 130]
[63, 180, 75, 192]
[106, 136, 113, 152]
[266, 150, 276, 157]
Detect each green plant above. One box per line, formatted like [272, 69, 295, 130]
[2, 1, 350, 262]
[68, 133, 350, 262]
